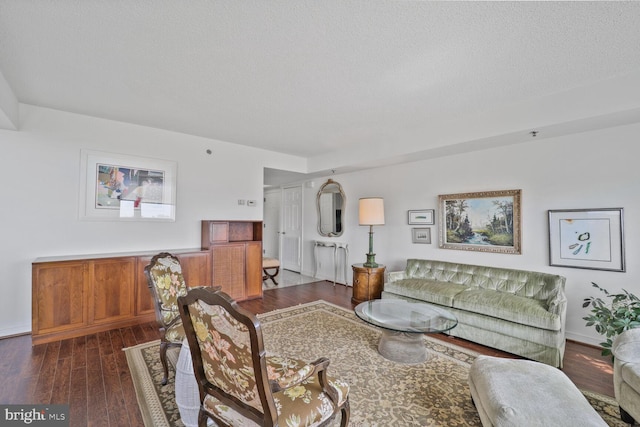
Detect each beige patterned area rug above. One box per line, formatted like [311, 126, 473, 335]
[125, 300, 625, 426]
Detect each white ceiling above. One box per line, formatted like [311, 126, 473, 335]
[1, 1, 640, 185]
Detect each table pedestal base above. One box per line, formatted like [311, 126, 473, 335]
[378, 330, 427, 363]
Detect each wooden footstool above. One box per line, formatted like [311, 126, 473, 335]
[469, 355, 607, 427]
[262, 257, 280, 285]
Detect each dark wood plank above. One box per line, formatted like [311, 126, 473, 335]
[69, 367, 88, 427]
[71, 336, 87, 370]
[86, 334, 109, 427]
[33, 341, 60, 404]
[102, 352, 130, 426]
[130, 323, 148, 343]
[50, 356, 72, 404]
[97, 331, 113, 356]
[111, 329, 145, 426]
[86, 332, 99, 350]
[58, 337, 74, 359]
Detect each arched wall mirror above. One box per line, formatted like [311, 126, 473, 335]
[316, 179, 346, 237]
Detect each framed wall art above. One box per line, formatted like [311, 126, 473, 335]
[408, 209, 435, 225]
[548, 208, 625, 272]
[412, 228, 432, 244]
[438, 189, 521, 254]
[79, 150, 177, 221]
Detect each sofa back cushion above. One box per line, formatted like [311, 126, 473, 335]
[404, 259, 565, 301]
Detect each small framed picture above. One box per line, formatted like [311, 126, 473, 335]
[408, 209, 435, 225]
[412, 228, 432, 244]
[548, 208, 625, 272]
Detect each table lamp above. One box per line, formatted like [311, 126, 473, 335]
[359, 197, 385, 268]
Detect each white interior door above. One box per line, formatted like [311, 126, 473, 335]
[262, 190, 281, 259]
[262, 192, 282, 259]
[282, 185, 302, 272]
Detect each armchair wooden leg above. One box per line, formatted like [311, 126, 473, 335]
[620, 406, 636, 425]
[198, 409, 208, 427]
[340, 399, 350, 427]
[159, 341, 169, 386]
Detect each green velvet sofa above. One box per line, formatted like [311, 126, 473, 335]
[382, 259, 567, 367]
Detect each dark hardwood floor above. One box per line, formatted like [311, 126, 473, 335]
[0, 281, 614, 426]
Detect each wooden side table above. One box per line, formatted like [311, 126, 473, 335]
[351, 263, 386, 304]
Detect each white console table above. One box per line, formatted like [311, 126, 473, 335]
[313, 240, 349, 285]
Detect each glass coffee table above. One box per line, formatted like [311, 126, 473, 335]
[355, 299, 458, 363]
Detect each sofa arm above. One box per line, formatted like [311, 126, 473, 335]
[546, 290, 567, 318]
[613, 328, 640, 363]
[387, 271, 406, 283]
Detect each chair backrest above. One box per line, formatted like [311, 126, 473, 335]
[145, 252, 189, 327]
[177, 287, 278, 426]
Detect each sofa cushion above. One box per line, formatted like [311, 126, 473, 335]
[453, 289, 561, 331]
[403, 259, 565, 301]
[405, 259, 474, 284]
[383, 279, 468, 307]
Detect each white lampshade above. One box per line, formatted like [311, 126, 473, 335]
[359, 197, 385, 226]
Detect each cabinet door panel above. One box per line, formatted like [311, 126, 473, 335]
[212, 244, 245, 300]
[90, 258, 136, 324]
[178, 251, 212, 287]
[32, 262, 87, 334]
[245, 241, 263, 299]
[135, 256, 155, 316]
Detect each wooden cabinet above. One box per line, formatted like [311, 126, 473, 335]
[202, 220, 263, 301]
[31, 218, 257, 345]
[351, 263, 386, 304]
[32, 249, 211, 345]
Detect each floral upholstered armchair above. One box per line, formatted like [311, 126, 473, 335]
[177, 287, 351, 427]
[145, 252, 190, 385]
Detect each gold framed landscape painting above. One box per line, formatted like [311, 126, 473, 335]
[438, 189, 522, 254]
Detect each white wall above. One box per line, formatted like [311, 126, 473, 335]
[0, 104, 303, 337]
[302, 123, 639, 346]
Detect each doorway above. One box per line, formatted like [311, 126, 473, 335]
[281, 185, 302, 272]
[263, 184, 318, 288]
[263, 185, 305, 273]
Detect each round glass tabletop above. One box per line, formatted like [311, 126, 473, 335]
[355, 299, 458, 334]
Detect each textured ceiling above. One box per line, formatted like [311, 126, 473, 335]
[1, 1, 640, 184]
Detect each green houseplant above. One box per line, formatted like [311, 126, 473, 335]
[582, 282, 640, 358]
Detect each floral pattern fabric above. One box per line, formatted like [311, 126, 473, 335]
[188, 299, 349, 426]
[149, 255, 189, 327]
[165, 322, 185, 344]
